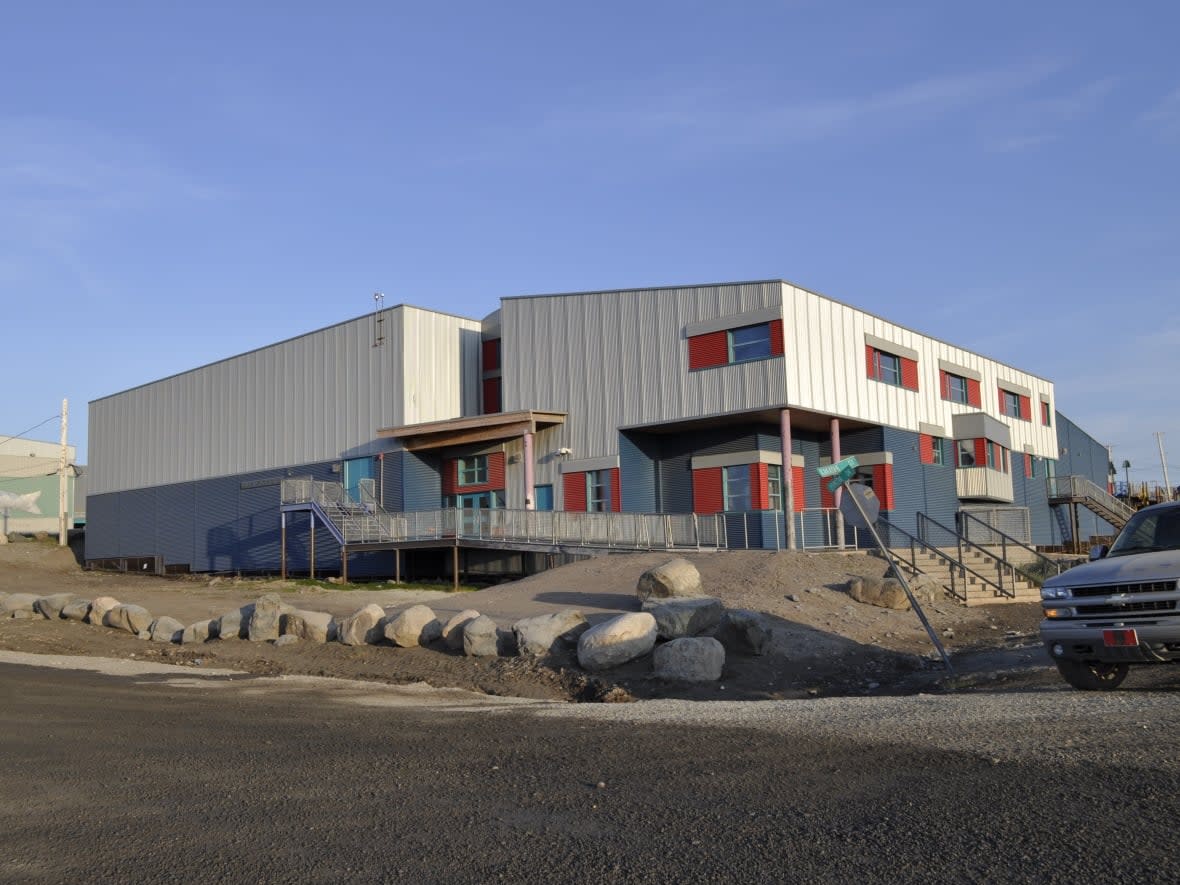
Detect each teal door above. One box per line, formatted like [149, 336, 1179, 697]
[344, 457, 375, 503]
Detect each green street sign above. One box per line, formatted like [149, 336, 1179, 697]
[817, 455, 859, 492]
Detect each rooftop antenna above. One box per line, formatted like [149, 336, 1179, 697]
[372, 292, 385, 348]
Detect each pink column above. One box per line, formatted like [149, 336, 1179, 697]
[523, 431, 535, 510]
[830, 417, 844, 547]
[781, 408, 796, 550]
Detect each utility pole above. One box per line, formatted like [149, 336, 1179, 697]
[1157, 432, 1173, 502]
[58, 399, 68, 546]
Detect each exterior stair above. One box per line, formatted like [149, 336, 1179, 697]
[900, 547, 1040, 607]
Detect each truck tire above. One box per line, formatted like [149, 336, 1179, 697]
[1055, 660, 1129, 691]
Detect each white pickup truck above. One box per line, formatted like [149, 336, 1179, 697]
[1040, 500, 1180, 690]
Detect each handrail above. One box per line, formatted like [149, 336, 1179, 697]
[1047, 475, 1136, 525]
[877, 516, 969, 603]
[917, 512, 1016, 599]
[957, 510, 1079, 583]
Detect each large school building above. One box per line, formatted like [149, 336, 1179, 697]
[85, 280, 1119, 580]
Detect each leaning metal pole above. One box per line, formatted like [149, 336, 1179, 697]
[840, 481, 954, 673]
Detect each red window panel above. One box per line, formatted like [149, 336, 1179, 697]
[966, 379, 981, 408]
[919, 434, 934, 465]
[610, 468, 622, 513]
[688, 331, 728, 369]
[441, 459, 459, 496]
[481, 377, 501, 414]
[791, 465, 806, 512]
[872, 465, 895, 510]
[769, 319, 785, 356]
[974, 439, 988, 467]
[487, 452, 505, 489]
[939, 370, 950, 400]
[900, 357, 919, 391]
[445, 452, 505, 497]
[1018, 395, 1031, 421]
[692, 467, 724, 514]
[1025, 454, 1033, 478]
[481, 338, 501, 372]
[563, 471, 586, 512]
[820, 478, 835, 509]
[750, 463, 770, 511]
[998, 389, 1006, 412]
[865, 345, 876, 380]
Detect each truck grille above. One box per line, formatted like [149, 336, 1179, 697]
[1075, 599, 1177, 616]
[1071, 581, 1177, 599]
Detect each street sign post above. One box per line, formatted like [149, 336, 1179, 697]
[818, 457, 953, 672]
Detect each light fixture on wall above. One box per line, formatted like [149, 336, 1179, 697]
[557, 447, 572, 457]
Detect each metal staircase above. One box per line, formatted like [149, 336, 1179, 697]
[1048, 475, 1136, 530]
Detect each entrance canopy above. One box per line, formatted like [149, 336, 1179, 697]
[378, 410, 566, 452]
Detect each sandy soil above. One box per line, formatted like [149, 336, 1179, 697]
[0, 537, 1048, 701]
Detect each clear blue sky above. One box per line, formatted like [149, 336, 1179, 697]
[2, 1, 1177, 488]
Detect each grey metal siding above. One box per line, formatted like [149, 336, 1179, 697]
[618, 432, 657, 512]
[1055, 411, 1117, 540]
[381, 451, 404, 512]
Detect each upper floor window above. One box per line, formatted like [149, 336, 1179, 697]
[1041, 401, 1052, 426]
[957, 440, 976, 468]
[767, 464, 784, 511]
[946, 373, 969, 404]
[457, 456, 488, 486]
[931, 436, 945, 466]
[986, 441, 1009, 473]
[999, 387, 1031, 421]
[866, 344, 919, 391]
[723, 464, 751, 511]
[728, 323, 772, 363]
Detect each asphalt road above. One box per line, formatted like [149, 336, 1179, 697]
[4, 658, 1180, 884]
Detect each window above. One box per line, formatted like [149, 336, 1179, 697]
[723, 464, 751, 511]
[946, 373, 969, 404]
[1041, 401, 1052, 426]
[931, 437, 945, 466]
[767, 464, 784, 511]
[586, 470, 610, 512]
[728, 323, 772, 363]
[1000, 390, 1021, 418]
[870, 349, 901, 385]
[533, 484, 553, 511]
[957, 440, 976, 468]
[457, 456, 488, 486]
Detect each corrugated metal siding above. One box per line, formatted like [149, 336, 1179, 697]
[659, 451, 694, 513]
[618, 433, 657, 512]
[500, 282, 787, 464]
[381, 452, 404, 512]
[84, 494, 120, 559]
[1055, 411, 1117, 539]
[155, 483, 196, 567]
[118, 488, 158, 555]
[883, 427, 957, 535]
[692, 468, 723, 513]
[88, 306, 481, 496]
[782, 282, 1056, 459]
[563, 472, 586, 511]
[402, 452, 442, 511]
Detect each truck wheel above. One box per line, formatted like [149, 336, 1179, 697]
[1055, 660, 1129, 691]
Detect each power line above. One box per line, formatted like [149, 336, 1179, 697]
[0, 414, 62, 449]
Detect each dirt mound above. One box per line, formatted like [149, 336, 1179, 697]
[0, 540, 1048, 701]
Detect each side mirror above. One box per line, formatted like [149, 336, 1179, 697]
[1089, 544, 1108, 561]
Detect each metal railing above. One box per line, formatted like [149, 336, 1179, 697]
[1048, 475, 1136, 527]
[917, 512, 1018, 599]
[957, 510, 1083, 585]
[875, 517, 973, 604]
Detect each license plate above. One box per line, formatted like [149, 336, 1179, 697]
[1103, 628, 1138, 647]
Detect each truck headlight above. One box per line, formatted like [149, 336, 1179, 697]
[1043, 607, 1070, 619]
[1041, 587, 1071, 600]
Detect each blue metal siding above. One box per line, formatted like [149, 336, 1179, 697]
[658, 451, 694, 513]
[381, 451, 404, 512]
[619, 432, 657, 512]
[402, 451, 442, 511]
[882, 427, 957, 536]
[155, 482, 197, 567]
[118, 488, 158, 556]
[1054, 411, 1117, 541]
[84, 494, 120, 559]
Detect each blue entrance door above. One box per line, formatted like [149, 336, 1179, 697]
[344, 457, 375, 503]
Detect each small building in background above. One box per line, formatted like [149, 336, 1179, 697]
[0, 436, 79, 535]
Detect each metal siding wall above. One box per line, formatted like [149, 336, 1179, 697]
[659, 451, 695, 513]
[381, 452, 405, 512]
[781, 283, 1057, 459]
[88, 308, 481, 496]
[194, 476, 243, 572]
[500, 283, 787, 465]
[881, 427, 957, 535]
[618, 432, 657, 512]
[117, 488, 158, 555]
[1055, 411, 1117, 538]
[83, 494, 120, 559]
[155, 482, 196, 567]
[402, 451, 442, 510]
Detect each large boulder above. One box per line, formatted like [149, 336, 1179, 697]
[182, 619, 218, 645]
[441, 609, 481, 651]
[149, 617, 185, 643]
[513, 610, 589, 658]
[88, 596, 121, 626]
[61, 599, 92, 622]
[104, 604, 153, 636]
[714, 609, 771, 655]
[33, 593, 74, 619]
[463, 615, 500, 657]
[338, 604, 386, 646]
[2, 593, 39, 617]
[636, 558, 702, 602]
[642, 597, 724, 640]
[576, 612, 658, 671]
[384, 605, 440, 648]
[281, 610, 336, 644]
[847, 575, 908, 610]
[248, 594, 284, 642]
[653, 637, 725, 682]
[217, 604, 255, 640]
